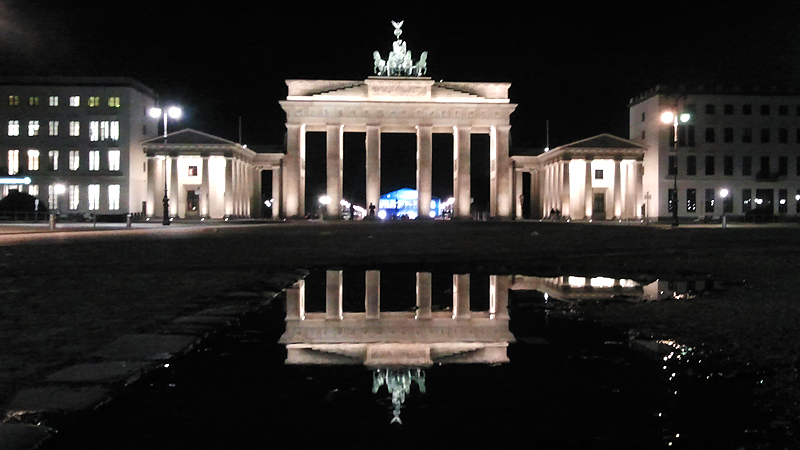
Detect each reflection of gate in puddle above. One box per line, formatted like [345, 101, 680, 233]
[510, 275, 713, 302]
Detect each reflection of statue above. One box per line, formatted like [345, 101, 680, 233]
[373, 20, 428, 77]
[372, 368, 426, 424]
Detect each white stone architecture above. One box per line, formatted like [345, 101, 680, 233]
[630, 84, 800, 220]
[0, 77, 159, 216]
[512, 134, 647, 220]
[142, 129, 282, 219]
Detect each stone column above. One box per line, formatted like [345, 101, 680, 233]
[365, 270, 380, 320]
[169, 155, 179, 217]
[561, 159, 570, 218]
[453, 126, 471, 219]
[283, 123, 305, 218]
[634, 159, 644, 218]
[584, 158, 593, 220]
[613, 158, 622, 219]
[272, 165, 282, 219]
[286, 280, 305, 321]
[365, 125, 381, 212]
[224, 157, 233, 216]
[326, 270, 343, 320]
[530, 169, 541, 219]
[514, 168, 523, 219]
[491, 125, 513, 219]
[201, 155, 210, 217]
[146, 156, 157, 217]
[453, 274, 470, 319]
[489, 275, 510, 319]
[416, 272, 432, 319]
[416, 125, 433, 219]
[326, 124, 344, 218]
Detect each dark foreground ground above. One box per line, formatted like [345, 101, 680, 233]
[1, 220, 799, 446]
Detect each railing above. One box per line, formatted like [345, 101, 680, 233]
[0, 211, 50, 222]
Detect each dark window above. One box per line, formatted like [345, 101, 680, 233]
[595, 169, 603, 179]
[641, 112, 645, 122]
[705, 188, 715, 213]
[668, 155, 677, 176]
[779, 105, 788, 115]
[686, 189, 697, 212]
[724, 127, 734, 143]
[779, 128, 788, 143]
[761, 105, 770, 115]
[686, 155, 696, 175]
[760, 156, 770, 176]
[188, 166, 198, 176]
[743, 104, 752, 115]
[742, 189, 752, 211]
[641, 130, 645, 140]
[796, 128, 800, 143]
[705, 104, 715, 114]
[761, 128, 770, 143]
[687, 126, 695, 147]
[705, 155, 715, 175]
[797, 156, 800, 176]
[723, 194, 733, 213]
[743, 156, 752, 176]
[705, 127, 715, 143]
[778, 156, 788, 176]
[668, 188, 675, 213]
[742, 128, 752, 143]
[724, 104, 734, 115]
[724, 155, 733, 175]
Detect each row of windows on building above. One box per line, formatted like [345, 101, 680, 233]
[651, 125, 800, 145]
[7, 149, 121, 174]
[7, 120, 120, 141]
[643, 104, 800, 122]
[8, 95, 121, 108]
[667, 155, 800, 177]
[667, 188, 800, 214]
[1, 184, 121, 211]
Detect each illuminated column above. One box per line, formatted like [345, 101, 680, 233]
[224, 156, 233, 216]
[326, 124, 344, 218]
[326, 270, 343, 320]
[146, 156, 157, 216]
[561, 159, 570, 218]
[634, 159, 644, 218]
[272, 165, 282, 218]
[613, 158, 622, 219]
[169, 155, 179, 217]
[490, 125, 512, 218]
[514, 168, 523, 219]
[200, 155, 210, 217]
[366, 125, 381, 211]
[416, 125, 433, 219]
[530, 169, 541, 219]
[489, 275, 510, 319]
[365, 270, 380, 320]
[416, 272, 432, 319]
[453, 126, 471, 219]
[453, 274, 470, 319]
[286, 279, 305, 321]
[283, 123, 306, 218]
[584, 158, 593, 219]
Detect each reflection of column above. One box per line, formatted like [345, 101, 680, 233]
[584, 158, 593, 219]
[326, 270, 343, 320]
[613, 158, 622, 218]
[224, 157, 233, 216]
[326, 124, 344, 217]
[200, 155, 210, 217]
[453, 126, 471, 218]
[416, 272, 432, 319]
[283, 123, 305, 218]
[453, 274, 470, 319]
[489, 275, 510, 319]
[286, 280, 305, 321]
[146, 156, 156, 216]
[416, 125, 432, 219]
[365, 270, 380, 320]
[491, 125, 512, 218]
[366, 125, 381, 211]
[170, 155, 180, 217]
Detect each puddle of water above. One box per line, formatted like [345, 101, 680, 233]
[39, 269, 778, 449]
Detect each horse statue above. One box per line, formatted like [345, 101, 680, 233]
[414, 51, 428, 76]
[373, 51, 387, 76]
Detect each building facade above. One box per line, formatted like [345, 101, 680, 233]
[630, 84, 800, 220]
[0, 77, 160, 216]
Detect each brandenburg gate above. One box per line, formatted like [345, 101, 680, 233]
[279, 21, 517, 219]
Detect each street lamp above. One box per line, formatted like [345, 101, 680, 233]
[319, 195, 331, 221]
[661, 110, 691, 227]
[149, 106, 182, 225]
[720, 188, 729, 228]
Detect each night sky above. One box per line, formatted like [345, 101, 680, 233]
[2, 0, 800, 204]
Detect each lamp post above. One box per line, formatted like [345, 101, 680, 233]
[661, 110, 691, 227]
[149, 106, 182, 225]
[720, 188, 729, 228]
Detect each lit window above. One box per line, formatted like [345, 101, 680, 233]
[108, 185, 120, 210]
[68, 185, 79, 210]
[27, 150, 39, 171]
[28, 120, 40, 136]
[69, 96, 80, 107]
[29, 96, 39, 106]
[89, 121, 99, 141]
[8, 120, 19, 136]
[69, 150, 79, 171]
[88, 96, 100, 107]
[89, 150, 100, 171]
[7, 150, 19, 175]
[69, 121, 80, 136]
[8, 95, 19, 106]
[108, 149, 120, 171]
[49, 96, 58, 107]
[88, 184, 100, 210]
[48, 185, 59, 210]
[49, 120, 59, 136]
[108, 97, 120, 107]
[28, 184, 38, 197]
[110, 121, 119, 140]
[49, 150, 59, 171]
